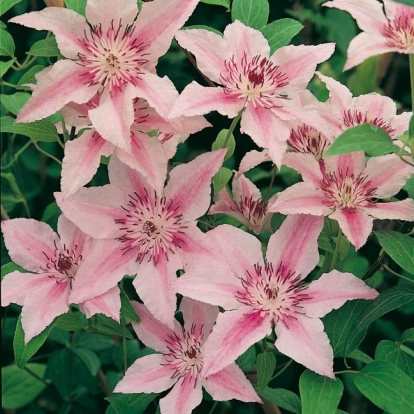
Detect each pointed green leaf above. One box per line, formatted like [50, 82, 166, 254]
[1, 116, 59, 142]
[72, 348, 100, 376]
[64, 0, 87, 16]
[0, 59, 14, 78]
[1, 92, 30, 116]
[0, 0, 23, 16]
[236, 344, 256, 371]
[256, 351, 276, 390]
[261, 19, 303, 53]
[257, 387, 301, 414]
[106, 394, 158, 414]
[231, 0, 269, 29]
[94, 314, 133, 339]
[120, 288, 140, 323]
[300, 370, 343, 414]
[28, 37, 60, 57]
[212, 129, 236, 161]
[54, 312, 86, 331]
[201, 0, 229, 7]
[375, 340, 414, 380]
[213, 167, 232, 195]
[16, 65, 46, 89]
[0, 29, 15, 56]
[348, 349, 373, 365]
[1, 261, 26, 280]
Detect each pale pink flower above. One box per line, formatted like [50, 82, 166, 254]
[173, 215, 378, 378]
[209, 173, 276, 234]
[324, 0, 414, 70]
[268, 152, 414, 249]
[169, 20, 334, 167]
[114, 298, 260, 414]
[55, 150, 226, 328]
[10, 0, 200, 148]
[1, 216, 122, 343]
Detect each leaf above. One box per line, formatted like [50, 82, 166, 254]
[0, 0, 22, 15]
[333, 234, 350, 260]
[231, 0, 269, 29]
[213, 167, 232, 195]
[74, 331, 115, 351]
[348, 349, 373, 365]
[236, 344, 256, 371]
[270, 213, 286, 233]
[107, 394, 158, 414]
[120, 288, 140, 323]
[392, 0, 414, 7]
[41, 201, 61, 229]
[201, 0, 229, 7]
[403, 173, 414, 199]
[72, 348, 101, 376]
[16, 65, 46, 88]
[212, 129, 236, 161]
[409, 114, 414, 138]
[94, 314, 133, 339]
[354, 361, 414, 414]
[257, 387, 301, 414]
[0, 29, 15, 56]
[1, 116, 59, 142]
[324, 124, 398, 157]
[64, 0, 87, 16]
[375, 231, 414, 275]
[2, 363, 47, 409]
[261, 19, 303, 53]
[27, 37, 61, 57]
[318, 227, 334, 253]
[401, 328, 414, 346]
[1, 92, 30, 115]
[54, 312, 86, 331]
[13, 315, 55, 369]
[300, 370, 344, 414]
[1, 261, 26, 280]
[256, 351, 276, 390]
[0, 59, 14, 77]
[375, 340, 414, 380]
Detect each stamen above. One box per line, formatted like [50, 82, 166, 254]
[343, 110, 396, 136]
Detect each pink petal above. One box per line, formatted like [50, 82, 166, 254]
[362, 199, 414, 221]
[1, 219, 57, 272]
[89, 86, 136, 153]
[266, 215, 324, 279]
[180, 297, 219, 337]
[114, 354, 176, 393]
[303, 270, 379, 318]
[209, 187, 239, 216]
[159, 376, 203, 414]
[169, 82, 242, 119]
[267, 183, 331, 216]
[86, 0, 138, 29]
[283, 153, 324, 186]
[364, 154, 414, 198]
[238, 149, 271, 175]
[330, 208, 374, 250]
[16, 61, 98, 123]
[61, 130, 114, 197]
[202, 308, 272, 377]
[324, 152, 367, 176]
[79, 285, 121, 323]
[275, 315, 334, 378]
[164, 149, 226, 221]
[203, 363, 261, 403]
[9, 8, 88, 58]
[233, 173, 261, 202]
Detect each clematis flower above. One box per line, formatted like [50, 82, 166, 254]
[324, 0, 414, 70]
[55, 150, 226, 328]
[268, 152, 414, 249]
[173, 215, 379, 378]
[1, 216, 122, 343]
[209, 172, 276, 234]
[169, 20, 335, 167]
[10, 0, 200, 149]
[114, 298, 261, 414]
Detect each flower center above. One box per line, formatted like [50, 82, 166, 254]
[78, 20, 149, 94]
[287, 124, 331, 160]
[320, 170, 377, 211]
[232, 196, 268, 228]
[343, 110, 396, 136]
[115, 188, 187, 265]
[236, 262, 310, 322]
[220, 53, 289, 108]
[382, 11, 414, 50]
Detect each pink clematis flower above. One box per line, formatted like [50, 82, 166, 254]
[114, 298, 261, 414]
[169, 20, 335, 167]
[1, 216, 122, 343]
[209, 172, 276, 234]
[55, 150, 226, 328]
[324, 0, 414, 70]
[268, 152, 414, 249]
[10, 0, 200, 149]
[173, 215, 379, 378]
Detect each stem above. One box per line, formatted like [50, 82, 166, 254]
[207, 402, 218, 414]
[197, 219, 215, 229]
[410, 54, 414, 113]
[31, 140, 62, 165]
[223, 108, 243, 148]
[1, 141, 32, 169]
[334, 370, 358, 375]
[24, 366, 50, 387]
[123, 334, 128, 372]
[269, 359, 293, 381]
[1, 204, 10, 220]
[262, 165, 277, 203]
[181, 47, 216, 87]
[329, 228, 343, 271]
[383, 264, 414, 284]
[98, 369, 112, 397]
[362, 249, 385, 280]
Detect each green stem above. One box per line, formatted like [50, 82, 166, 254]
[262, 165, 277, 203]
[31, 140, 62, 165]
[329, 228, 343, 272]
[223, 108, 244, 148]
[1, 141, 32, 169]
[123, 334, 128, 372]
[261, 338, 268, 351]
[1, 81, 18, 88]
[383, 264, 414, 284]
[334, 370, 358, 375]
[207, 402, 218, 414]
[270, 359, 293, 381]
[410, 54, 414, 113]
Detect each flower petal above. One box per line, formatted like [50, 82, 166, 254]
[362, 199, 414, 221]
[238, 149, 271, 175]
[283, 152, 324, 186]
[324, 152, 366, 176]
[79, 285, 121, 322]
[85, 0, 137, 29]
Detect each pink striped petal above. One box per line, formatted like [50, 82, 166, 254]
[283, 153, 323, 186]
[364, 154, 414, 198]
[9, 8, 88, 58]
[159, 376, 203, 414]
[61, 130, 114, 197]
[1, 219, 57, 272]
[233, 173, 261, 202]
[275, 315, 334, 378]
[79, 286, 121, 323]
[202, 308, 272, 377]
[330, 208, 374, 250]
[303, 270, 379, 318]
[324, 152, 366, 176]
[238, 149, 271, 175]
[362, 199, 414, 221]
[209, 187, 239, 216]
[203, 363, 261, 403]
[114, 354, 176, 393]
[16, 61, 98, 123]
[267, 215, 324, 279]
[164, 149, 226, 221]
[86, 0, 137, 29]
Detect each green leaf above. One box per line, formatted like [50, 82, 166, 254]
[41, 201, 61, 229]
[300, 370, 344, 414]
[375, 231, 414, 275]
[0, 29, 15, 56]
[2, 363, 47, 409]
[201, 0, 229, 7]
[74, 331, 115, 351]
[0, 59, 14, 77]
[213, 167, 232, 195]
[231, 0, 269, 29]
[324, 124, 398, 157]
[1, 261, 26, 280]
[256, 351, 276, 390]
[120, 288, 140, 323]
[54, 312, 86, 331]
[64, 0, 87, 16]
[318, 227, 334, 253]
[348, 349, 373, 365]
[27, 36, 60, 57]
[403, 173, 414, 199]
[354, 361, 414, 414]
[0, 0, 22, 15]
[333, 234, 350, 261]
[257, 387, 301, 414]
[72, 348, 100, 376]
[344, 285, 414, 355]
[1, 172, 27, 211]
[107, 394, 158, 414]
[261, 19, 303, 53]
[401, 328, 414, 346]
[392, 0, 414, 7]
[94, 314, 133, 339]
[1, 92, 30, 116]
[270, 213, 286, 233]
[16, 65, 46, 89]
[1, 116, 59, 142]
[236, 345, 256, 371]
[212, 129, 236, 161]
[375, 340, 414, 380]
